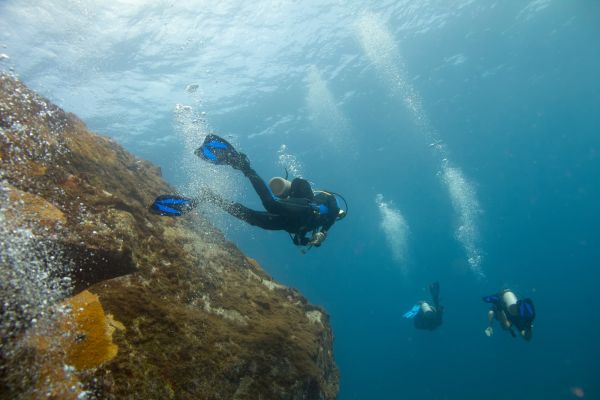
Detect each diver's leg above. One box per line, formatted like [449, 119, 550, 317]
[499, 310, 511, 330]
[484, 309, 495, 337]
[203, 189, 287, 230]
[223, 203, 288, 230]
[242, 166, 288, 214]
[197, 136, 285, 214]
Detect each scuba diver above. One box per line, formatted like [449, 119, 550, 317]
[150, 134, 347, 250]
[482, 289, 535, 341]
[403, 282, 444, 330]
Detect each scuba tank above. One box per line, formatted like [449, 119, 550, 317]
[268, 177, 291, 198]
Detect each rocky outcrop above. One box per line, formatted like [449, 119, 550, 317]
[0, 74, 339, 399]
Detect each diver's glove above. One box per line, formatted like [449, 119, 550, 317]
[484, 327, 493, 337]
[309, 232, 326, 247]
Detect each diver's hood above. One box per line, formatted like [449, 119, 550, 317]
[289, 178, 314, 200]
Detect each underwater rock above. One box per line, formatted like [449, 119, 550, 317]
[0, 74, 339, 399]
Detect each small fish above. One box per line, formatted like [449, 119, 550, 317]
[185, 83, 199, 93]
[570, 387, 584, 398]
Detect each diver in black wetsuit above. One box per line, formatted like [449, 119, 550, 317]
[403, 282, 444, 331]
[150, 134, 346, 249]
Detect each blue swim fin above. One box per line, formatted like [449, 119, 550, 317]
[403, 304, 421, 319]
[150, 195, 197, 216]
[482, 295, 500, 304]
[194, 134, 249, 171]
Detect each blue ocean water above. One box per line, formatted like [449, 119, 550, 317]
[2, 1, 599, 399]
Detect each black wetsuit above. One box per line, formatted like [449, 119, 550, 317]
[208, 165, 339, 246]
[414, 282, 444, 330]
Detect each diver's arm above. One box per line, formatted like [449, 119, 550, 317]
[293, 233, 310, 246]
[316, 192, 339, 234]
[485, 309, 495, 337]
[321, 219, 335, 231]
[315, 214, 336, 243]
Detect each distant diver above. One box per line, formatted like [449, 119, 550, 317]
[403, 282, 444, 330]
[482, 289, 535, 341]
[150, 134, 347, 250]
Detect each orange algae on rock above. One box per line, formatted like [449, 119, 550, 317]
[6, 186, 66, 226]
[30, 290, 124, 399]
[63, 290, 124, 370]
[34, 360, 82, 400]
